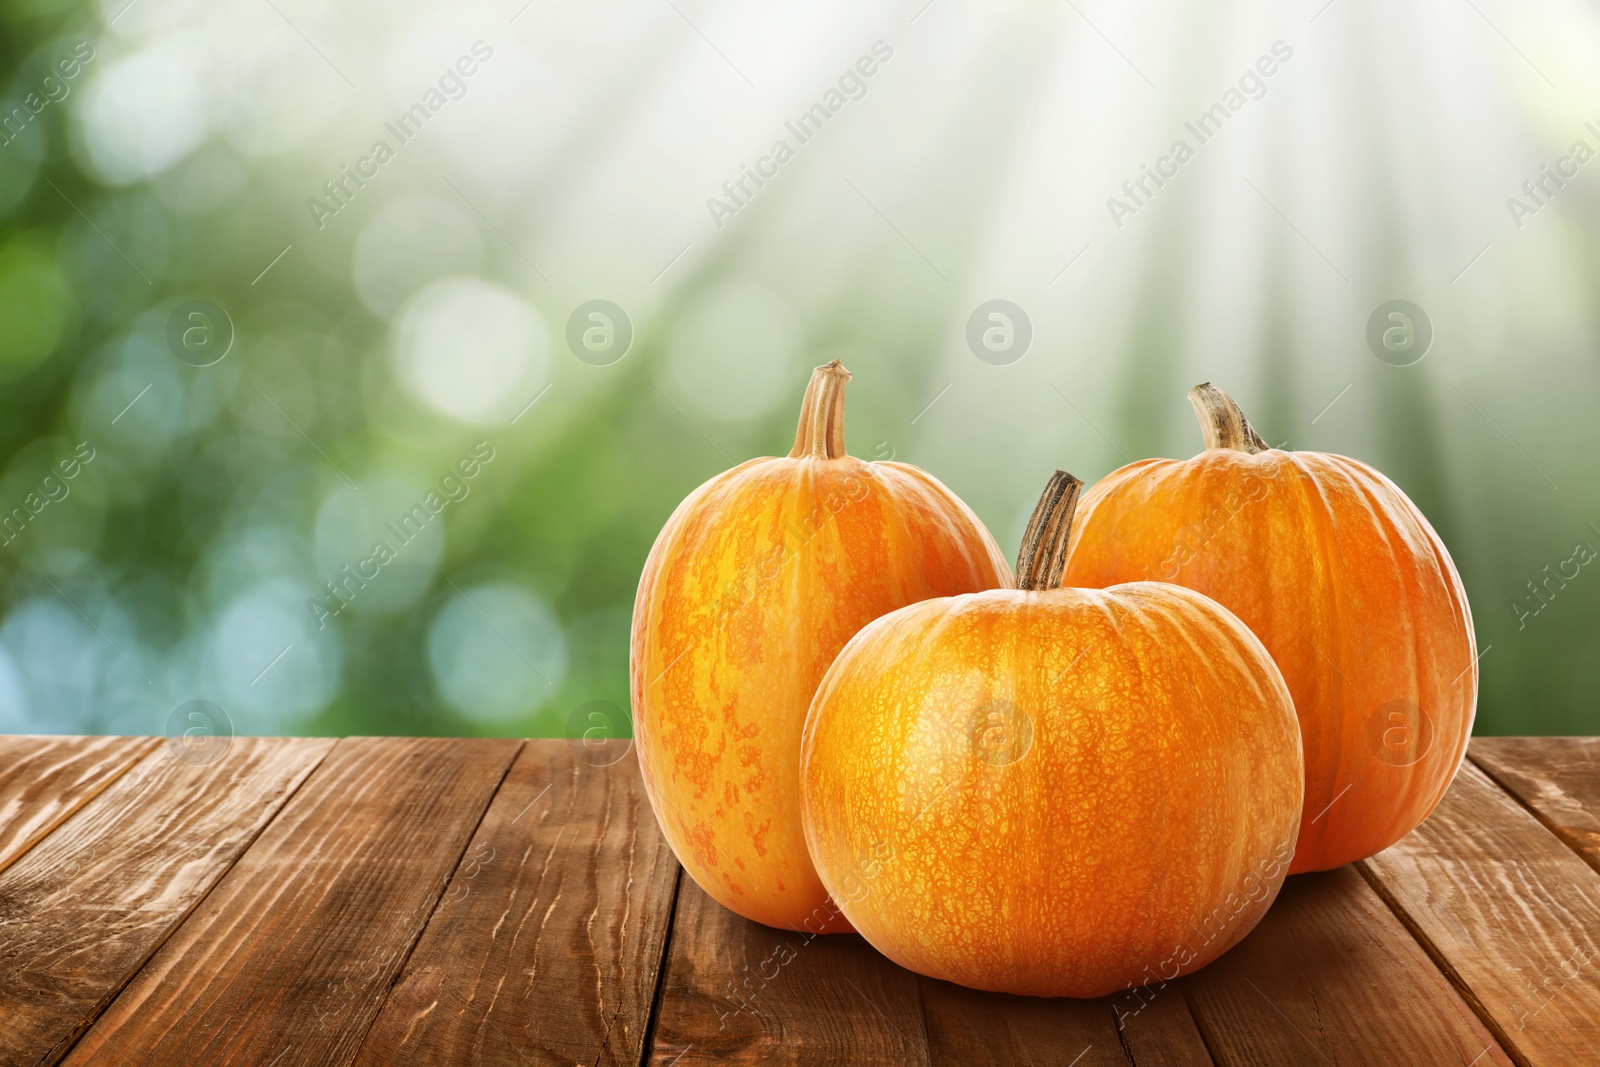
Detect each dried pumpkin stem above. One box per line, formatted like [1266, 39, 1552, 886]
[1188, 382, 1268, 454]
[789, 360, 851, 460]
[1015, 470, 1083, 592]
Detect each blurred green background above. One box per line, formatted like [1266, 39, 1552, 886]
[0, 0, 1595, 739]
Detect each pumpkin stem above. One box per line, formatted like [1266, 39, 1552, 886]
[789, 360, 851, 460]
[1188, 382, 1268, 454]
[1015, 470, 1083, 591]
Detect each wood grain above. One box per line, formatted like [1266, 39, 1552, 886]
[649, 878, 928, 1065]
[920, 977, 1136, 1067]
[1112, 988, 1217, 1067]
[1471, 737, 1600, 870]
[0, 736, 332, 1067]
[0, 735, 1589, 1067]
[1360, 758, 1600, 1066]
[0, 736, 156, 877]
[1181, 865, 1511, 1065]
[59, 736, 521, 1067]
[351, 741, 679, 1067]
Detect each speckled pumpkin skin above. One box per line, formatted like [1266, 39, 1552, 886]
[801, 582, 1302, 997]
[1063, 448, 1477, 873]
[632, 455, 1011, 932]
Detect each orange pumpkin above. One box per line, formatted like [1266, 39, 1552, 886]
[631, 360, 1012, 932]
[801, 471, 1302, 997]
[1063, 383, 1477, 872]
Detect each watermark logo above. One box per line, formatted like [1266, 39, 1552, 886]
[967, 698, 1032, 766]
[1366, 699, 1433, 766]
[567, 699, 634, 767]
[1366, 300, 1431, 367]
[166, 300, 234, 367]
[966, 300, 1032, 366]
[165, 700, 233, 766]
[566, 300, 633, 366]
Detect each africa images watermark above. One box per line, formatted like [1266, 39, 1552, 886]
[0, 40, 95, 147]
[706, 40, 895, 229]
[308, 440, 497, 628]
[707, 464, 877, 620]
[1505, 118, 1600, 230]
[1154, 470, 1271, 580]
[1, 442, 97, 545]
[1517, 938, 1599, 1032]
[1112, 836, 1297, 1026]
[305, 40, 496, 230]
[1105, 40, 1295, 228]
[715, 838, 895, 1031]
[1512, 521, 1600, 631]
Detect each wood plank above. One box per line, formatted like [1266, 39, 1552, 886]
[59, 736, 521, 1067]
[920, 977, 1146, 1067]
[1471, 737, 1600, 871]
[0, 736, 332, 1067]
[1360, 758, 1600, 1066]
[0, 736, 156, 877]
[1179, 865, 1511, 1065]
[1112, 989, 1217, 1067]
[350, 741, 679, 1067]
[648, 878, 928, 1065]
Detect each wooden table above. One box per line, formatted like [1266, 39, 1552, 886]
[1, 736, 1597, 1066]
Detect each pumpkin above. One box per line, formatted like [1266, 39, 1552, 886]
[1063, 383, 1477, 872]
[800, 470, 1302, 997]
[631, 360, 1012, 932]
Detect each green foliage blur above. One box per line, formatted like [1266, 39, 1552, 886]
[1, 0, 1597, 739]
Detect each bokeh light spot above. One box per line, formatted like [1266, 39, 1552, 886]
[428, 581, 566, 724]
[354, 196, 484, 320]
[77, 43, 207, 184]
[393, 277, 548, 423]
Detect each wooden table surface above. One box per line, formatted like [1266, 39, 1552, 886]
[1, 736, 1598, 1066]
